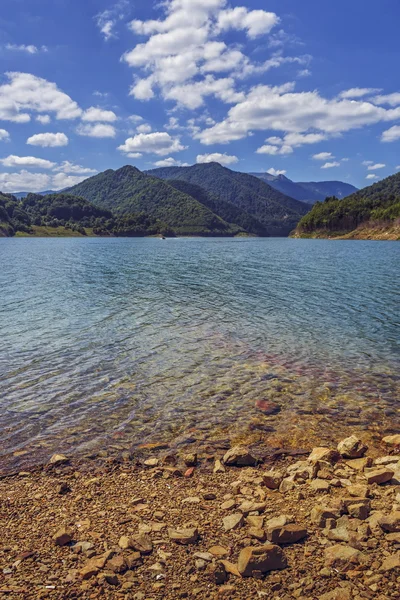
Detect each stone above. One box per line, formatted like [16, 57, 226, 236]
[347, 484, 369, 498]
[248, 527, 266, 541]
[347, 503, 370, 520]
[247, 516, 264, 528]
[365, 468, 394, 485]
[213, 459, 225, 474]
[184, 453, 197, 467]
[378, 512, 400, 532]
[213, 563, 228, 585]
[223, 513, 244, 531]
[118, 536, 132, 550]
[308, 448, 340, 464]
[320, 589, 351, 600]
[143, 458, 159, 467]
[219, 560, 241, 577]
[344, 457, 372, 471]
[337, 435, 368, 459]
[80, 563, 99, 580]
[267, 524, 307, 544]
[262, 471, 283, 490]
[184, 467, 195, 478]
[208, 546, 229, 557]
[279, 476, 296, 493]
[130, 534, 153, 554]
[380, 552, 400, 571]
[238, 500, 266, 515]
[203, 492, 216, 500]
[255, 400, 281, 415]
[221, 499, 236, 510]
[310, 506, 341, 528]
[237, 545, 287, 577]
[342, 497, 370, 512]
[382, 434, 400, 447]
[58, 482, 70, 494]
[168, 527, 199, 544]
[49, 453, 69, 465]
[125, 553, 142, 569]
[223, 446, 256, 467]
[53, 527, 73, 546]
[324, 545, 367, 572]
[106, 555, 127, 574]
[310, 479, 331, 492]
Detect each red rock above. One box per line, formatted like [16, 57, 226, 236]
[184, 467, 195, 478]
[255, 400, 281, 415]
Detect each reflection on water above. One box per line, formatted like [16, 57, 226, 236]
[0, 237, 399, 471]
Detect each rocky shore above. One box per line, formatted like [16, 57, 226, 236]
[1, 434, 399, 599]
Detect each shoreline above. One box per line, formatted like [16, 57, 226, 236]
[1, 433, 399, 599]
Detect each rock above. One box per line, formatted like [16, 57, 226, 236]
[378, 512, 400, 532]
[267, 524, 307, 544]
[279, 476, 297, 493]
[213, 459, 225, 474]
[324, 544, 367, 572]
[320, 588, 351, 600]
[337, 435, 368, 459]
[203, 492, 216, 500]
[365, 468, 394, 485]
[168, 527, 199, 544]
[308, 448, 340, 464]
[80, 563, 99, 580]
[53, 527, 73, 546]
[143, 458, 159, 467]
[386, 532, 400, 543]
[347, 484, 369, 498]
[265, 515, 293, 529]
[184, 467, 195, 478]
[130, 534, 153, 554]
[221, 499, 236, 510]
[247, 515, 264, 528]
[237, 545, 287, 577]
[212, 563, 228, 585]
[219, 560, 241, 578]
[106, 555, 127, 573]
[347, 502, 370, 520]
[238, 500, 266, 515]
[223, 513, 244, 531]
[223, 446, 256, 467]
[58, 482, 70, 494]
[118, 536, 132, 550]
[184, 453, 197, 467]
[374, 455, 400, 465]
[287, 460, 318, 481]
[382, 434, 400, 447]
[380, 552, 400, 571]
[49, 453, 69, 466]
[255, 400, 281, 415]
[310, 479, 331, 492]
[311, 506, 341, 528]
[125, 552, 142, 569]
[262, 471, 283, 489]
[342, 497, 370, 512]
[248, 527, 266, 541]
[344, 457, 372, 471]
[208, 546, 229, 557]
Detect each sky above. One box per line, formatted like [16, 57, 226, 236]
[0, 0, 400, 192]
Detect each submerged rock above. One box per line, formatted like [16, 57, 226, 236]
[254, 400, 281, 415]
[223, 446, 256, 467]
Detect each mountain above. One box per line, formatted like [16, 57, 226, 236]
[249, 173, 358, 204]
[294, 171, 400, 240]
[13, 190, 59, 200]
[148, 162, 309, 236]
[66, 165, 242, 236]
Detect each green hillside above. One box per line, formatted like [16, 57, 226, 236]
[295, 171, 400, 238]
[148, 162, 310, 236]
[67, 165, 241, 236]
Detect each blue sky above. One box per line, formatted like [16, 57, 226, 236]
[0, 0, 399, 192]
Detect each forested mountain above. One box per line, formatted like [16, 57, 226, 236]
[67, 165, 241, 236]
[295, 171, 400, 238]
[148, 162, 309, 235]
[249, 173, 358, 204]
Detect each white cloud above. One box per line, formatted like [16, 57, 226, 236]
[27, 132, 69, 147]
[96, 0, 128, 41]
[313, 152, 334, 161]
[0, 129, 10, 141]
[53, 161, 97, 175]
[256, 144, 293, 156]
[197, 83, 400, 145]
[0, 170, 50, 192]
[216, 7, 280, 39]
[0, 155, 56, 169]
[396, 165, 400, 171]
[128, 115, 144, 123]
[153, 157, 188, 167]
[81, 107, 118, 122]
[321, 161, 340, 169]
[118, 132, 186, 156]
[5, 44, 47, 54]
[367, 163, 385, 170]
[362, 160, 374, 166]
[366, 174, 378, 180]
[297, 69, 311, 78]
[381, 125, 400, 143]
[339, 87, 381, 99]
[0, 72, 82, 122]
[127, 152, 143, 159]
[267, 168, 286, 176]
[76, 123, 116, 138]
[165, 117, 181, 130]
[136, 123, 152, 134]
[52, 173, 89, 189]
[372, 93, 400, 107]
[36, 115, 51, 124]
[196, 152, 238, 165]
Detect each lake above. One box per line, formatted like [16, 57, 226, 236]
[0, 237, 399, 472]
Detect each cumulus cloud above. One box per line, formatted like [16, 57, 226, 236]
[27, 132, 69, 147]
[128, 115, 144, 124]
[196, 152, 238, 165]
[197, 83, 400, 145]
[118, 132, 186, 156]
[339, 87, 381, 99]
[153, 157, 189, 167]
[381, 125, 400, 142]
[0, 72, 82, 122]
[256, 144, 293, 156]
[0, 155, 56, 169]
[0, 129, 10, 141]
[81, 107, 118, 122]
[53, 161, 97, 175]
[127, 152, 143, 159]
[52, 173, 89, 189]
[372, 93, 400, 107]
[5, 43, 47, 54]
[366, 174, 379, 180]
[267, 168, 286, 176]
[367, 163, 385, 170]
[216, 7, 280, 38]
[321, 161, 340, 169]
[136, 123, 152, 134]
[36, 115, 51, 124]
[313, 152, 334, 161]
[76, 123, 116, 138]
[0, 170, 50, 193]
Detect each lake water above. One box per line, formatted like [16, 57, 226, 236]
[0, 237, 399, 472]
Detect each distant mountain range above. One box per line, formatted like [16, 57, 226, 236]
[295, 170, 400, 239]
[249, 173, 358, 204]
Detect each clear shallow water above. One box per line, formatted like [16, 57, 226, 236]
[0, 237, 399, 472]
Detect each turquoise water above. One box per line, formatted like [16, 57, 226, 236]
[0, 237, 399, 471]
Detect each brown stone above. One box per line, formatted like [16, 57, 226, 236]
[262, 471, 282, 490]
[378, 512, 400, 532]
[320, 588, 351, 600]
[308, 447, 340, 464]
[267, 524, 307, 544]
[220, 560, 241, 577]
[168, 527, 199, 544]
[53, 527, 73, 546]
[223, 513, 244, 531]
[49, 453, 69, 465]
[365, 468, 394, 485]
[380, 552, 400, 571]
[310, 506, 341, 527]
[337, 435, 368, 459]
[255, 400, 281, 415]
[184, 453, 197, 467]
[324, 544, 367, 572]
[382, 434, 400, 447]
[223, 446, 256, 467]
[347, 484, 369, 498]
[106, 555, 127, 574]
[130, 534, 153, 554]
[208, 546, 229, 557]
[238, 545, 287, 576]
[347, 503, 370, 520]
